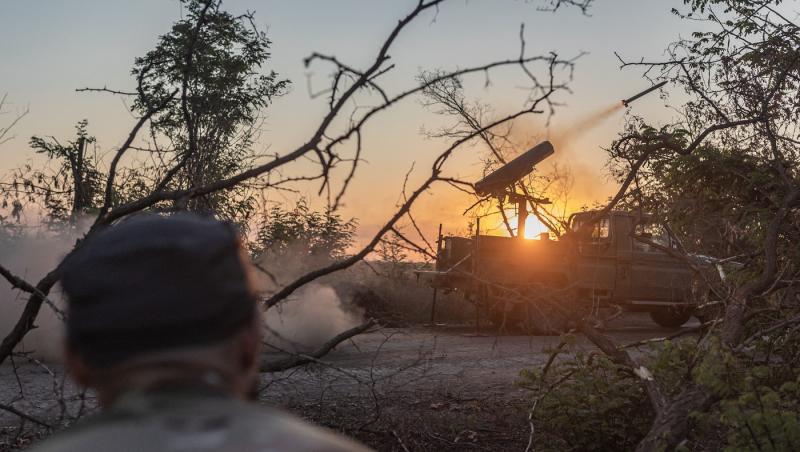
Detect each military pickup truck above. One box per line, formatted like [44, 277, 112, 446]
[424, 141, 705, 333]
[431, 209, 701, 333]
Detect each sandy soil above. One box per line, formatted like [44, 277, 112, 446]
[1, 312, 698, 451]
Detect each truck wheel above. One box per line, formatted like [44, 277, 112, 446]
[649, 306, 693, 329]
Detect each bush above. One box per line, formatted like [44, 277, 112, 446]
[519, 333, 800, 451]
[719, 375, 800, 451]
[518, 343, 654, 451]
[252, 199, 356, 260]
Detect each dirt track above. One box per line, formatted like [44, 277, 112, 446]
[1, 313, 699, 451]
[261, 312, 700, 450]
[263, 312, 694, 398]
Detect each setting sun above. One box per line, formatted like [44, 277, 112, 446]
[498, 211, 551, 239]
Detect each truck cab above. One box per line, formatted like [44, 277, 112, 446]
[566, 211, 694, 327]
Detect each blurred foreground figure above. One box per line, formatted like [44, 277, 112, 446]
[32, 214, 370, 452]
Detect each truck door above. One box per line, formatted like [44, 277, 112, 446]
[613, 216, 634, 303]
[572, 215, 617, 302]
[626, 222, 691, 305]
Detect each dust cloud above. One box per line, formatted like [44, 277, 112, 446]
[254, 243, 364, 353]
[263, 283, 363, 352]
[0, 223, 365, 362]
[0, 228, 79, 363]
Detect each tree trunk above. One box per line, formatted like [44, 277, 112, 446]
[635, 385, 715, 452]
[635, 288, 750, 450]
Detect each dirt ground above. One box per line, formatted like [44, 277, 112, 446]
[0, 312, 698, 451]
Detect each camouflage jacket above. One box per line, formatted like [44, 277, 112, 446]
[29, 386, 371, 452]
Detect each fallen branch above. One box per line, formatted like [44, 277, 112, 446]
[0, 264, 42, 296]
[736, 314, 800, 352]
[621, 322, 715, 349]
[0, 264, 65, 321]
[260, 319, 376, 372]
[0, 403, 53, 429]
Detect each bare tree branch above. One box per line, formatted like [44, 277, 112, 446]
[260, 320, 376, 372]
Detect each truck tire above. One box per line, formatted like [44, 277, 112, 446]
[649, 306, 693, 329]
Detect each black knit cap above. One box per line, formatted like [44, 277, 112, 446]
[61, 214, 257, 368]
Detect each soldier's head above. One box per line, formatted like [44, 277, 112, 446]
[60, 214, 263, 406]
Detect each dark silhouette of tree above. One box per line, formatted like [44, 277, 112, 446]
[130, 0, 288, 217]
[25, 120, 102, 225]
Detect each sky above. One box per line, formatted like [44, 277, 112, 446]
[0, 0, 699, 245]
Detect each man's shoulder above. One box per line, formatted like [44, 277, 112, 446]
[227, 401, 372, 451]
[29, 396, 371, 452]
